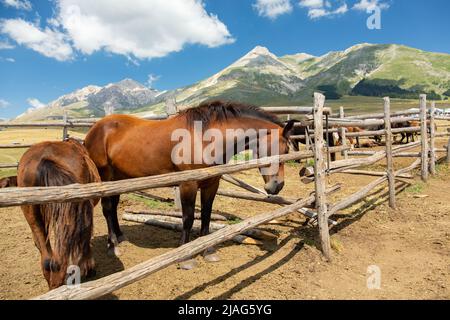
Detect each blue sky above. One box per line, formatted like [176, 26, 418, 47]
[0, 0, 450, 118]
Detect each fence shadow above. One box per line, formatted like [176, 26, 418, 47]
[118, 208, 242, 250]
[175, 234, 302, 300]
[330, 181, 410, 234]
[90, 235, 125, 295]
[119, 223, 180, 249]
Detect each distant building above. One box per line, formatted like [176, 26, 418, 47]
[46, 115, 64, 120]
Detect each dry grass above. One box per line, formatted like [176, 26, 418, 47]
[0, 128, 86, 177]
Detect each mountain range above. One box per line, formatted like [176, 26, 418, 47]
[16, 79, 161, 121]
[16, 43, 450, 121]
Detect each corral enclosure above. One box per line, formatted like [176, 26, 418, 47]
[0, 95, 448, 298]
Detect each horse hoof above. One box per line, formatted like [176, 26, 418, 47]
[118, 234, 128, 244]
[203, 248, 220, 263]
[179, 259, 198, 270]
[203, 253, 221, 263]
[107, 246, 121, 257]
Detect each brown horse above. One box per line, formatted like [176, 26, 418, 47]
[287, 120, 337, 161]
[84, 100, 294, 263]
[17, 138, 101, 289]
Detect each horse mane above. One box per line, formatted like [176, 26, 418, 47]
[177, 100, 283, 128]
[36, 157, 93, 272]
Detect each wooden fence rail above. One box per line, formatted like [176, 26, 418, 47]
[33, 185, 339, 300]
[0, 146, 346, 208]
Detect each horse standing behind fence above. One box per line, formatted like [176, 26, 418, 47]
[289, 120, 337, 161]
[84, 100, 294, 268]
[16, 138, 101, 289]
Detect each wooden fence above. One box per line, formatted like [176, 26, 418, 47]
[0, 93, 450, 300]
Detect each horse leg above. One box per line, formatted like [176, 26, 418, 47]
[110, 195, 126, 242]
[179, 181, 198, 270]
[102, 196, 123, 256]
[328, 132, 336, 162]
[98, 165, 125, 256]
[200, 177, 221, 263]
[22, 205, 54, 287]
[400, 133, 405, 144]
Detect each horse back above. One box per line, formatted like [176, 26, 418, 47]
[84, 114, 176, 179]
[17, 139, 101, 189]
[84, 115, 145, 169]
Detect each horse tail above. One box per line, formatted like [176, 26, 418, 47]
[36, 159, 94, 276]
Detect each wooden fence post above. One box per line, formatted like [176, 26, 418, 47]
[447, 137, 450, 164]
[62, 111, 68, 141]
[173, 186, 182, 211]
[104, 105, 114, 116]
[313, 92, 331, 261]
[304, 127, 311, 164]
[429, 101, 436, 175]
[339, 106, 348, 159]
[384, 97, 396, 209]
[165, 96, 177, 116]
[420, 94, 429, 182]
[164, 96, 182, 207]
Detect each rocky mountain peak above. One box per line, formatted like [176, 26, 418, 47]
[113, 78, 148, 90]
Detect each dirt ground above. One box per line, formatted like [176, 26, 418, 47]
[0, 139, 449, 300]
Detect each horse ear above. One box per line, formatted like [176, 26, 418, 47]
[282, 120, 295, 139]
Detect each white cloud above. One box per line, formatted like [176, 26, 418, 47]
[254, 0, 293, 19]
[299, 0, 324, 9]
[0, 19, 73, 61]
[27, 98, 46, 109]
[299, 0, 348, 19]
[146, 74, 160, 88]
[0, 99, 10, 108]
[55, 0, 234, 59]
[2, 0, 32, 11]
[0, 0, 234, 61]
[0, 40, 15, 49]
[353, 0, 389, 11]
[0, 56, 15, 62]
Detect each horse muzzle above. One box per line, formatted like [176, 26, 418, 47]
[264, 181, 284, 195]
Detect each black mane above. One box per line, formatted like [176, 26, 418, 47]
[178, 100, 283, 128]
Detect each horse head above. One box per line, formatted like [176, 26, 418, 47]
[258, 120, 295, 195]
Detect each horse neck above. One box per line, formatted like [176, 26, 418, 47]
[215, 117, 282, 162]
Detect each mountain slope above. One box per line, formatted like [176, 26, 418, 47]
[163, 43, 450, 109]
[170, 46, 306, 107]
[282, 43, 450, 100]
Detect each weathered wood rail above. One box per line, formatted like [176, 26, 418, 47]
[32, 185, 338, 300]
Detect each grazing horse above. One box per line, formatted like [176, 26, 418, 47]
[17, 138, 100, 289]
[337, 127, 363, 148]
[84, 101, 294, 263]
[289, 120, 336, 161]
[393, 121, 416, 143]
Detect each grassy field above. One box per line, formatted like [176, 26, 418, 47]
[0, 128, 86, 178]
[325, 95, 450, 115]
